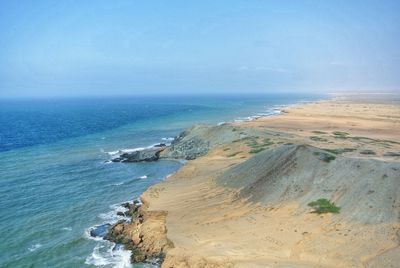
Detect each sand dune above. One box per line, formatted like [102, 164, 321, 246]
[110, 97, 400, 267]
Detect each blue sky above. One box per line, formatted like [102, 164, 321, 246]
[0, 0, 399, 97]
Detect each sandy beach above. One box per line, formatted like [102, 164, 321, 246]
[110, 95, 400, 267]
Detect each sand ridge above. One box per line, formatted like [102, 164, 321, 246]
[119, 98, 400, 267]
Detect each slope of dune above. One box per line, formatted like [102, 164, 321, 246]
[218, 144, 400, 224]
[108, 98, 400, 267]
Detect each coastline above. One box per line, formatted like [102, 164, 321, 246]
[84, 97, 313, 267]
[106, 95, 400, 267]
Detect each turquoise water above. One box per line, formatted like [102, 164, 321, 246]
[0, 94, 323, 267]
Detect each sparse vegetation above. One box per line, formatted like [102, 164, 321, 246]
[244, 136, 274, 150]
[223, 148, 230, 151]
[308, 198, 341, 214]
[249, 148, 265, 154]
[360, 149, 376, 155]
[312, 131, 327, 134]
[323, 148, 355, 155]
[332, 131, 349, 139]
[227, 152, 240, 157]
[310, 136, 328, 142]
[313, 151, 336, 162]
[262, 138, 274, 146]
[383, 152, 400, 157]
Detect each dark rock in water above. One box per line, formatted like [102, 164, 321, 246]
[154, 143, 166, 147]
[119, 202, 141, 218]
[112, 146, 166, 163]
[90, 223, 111, 238]
[111, 157, 123, 162]
[121, 202, 131, 209]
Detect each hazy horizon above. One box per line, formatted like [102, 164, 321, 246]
[1, 0, 399, 98]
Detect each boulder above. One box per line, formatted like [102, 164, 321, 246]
[90, 223, 111, 238]
[112, 146, 166, 163]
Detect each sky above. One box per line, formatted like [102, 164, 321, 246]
[0, 0, 399, 98]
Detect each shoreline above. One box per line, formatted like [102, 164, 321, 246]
[93, 98, 322, 266]
[106, 95, 400, 267]
[86, 97, 314, 266]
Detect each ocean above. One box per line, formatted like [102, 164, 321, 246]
[0, 94, 323, 268]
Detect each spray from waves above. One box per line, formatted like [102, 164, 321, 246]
[110, 181, 124, 186]
[85, 242, 132, 268]
[98, 203, 131, 224]
[233, 106, 282, 123]
[28, 243, 42, 252]
[84, 201, 137, 267]
[109, 175, 148, 187]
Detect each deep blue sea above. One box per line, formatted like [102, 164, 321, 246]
[0, 94, 323, 268]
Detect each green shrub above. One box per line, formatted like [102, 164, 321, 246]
[323, 148, 355, 155]
[313, 152, 336, 162]
[312, 131, 327, 134]
[262, 138, 274, 146]
[310, 136, 328, 142]
[308, 199, 341, 214]
[332, 131, 349, 139]
[360, 149, 376, 155]
[332, 131, 349, 136]
[249, 148, 265, 154]
[227, 152, 240, 157]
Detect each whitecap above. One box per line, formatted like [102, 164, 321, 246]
[161, 137, 174, 141]
[120, 147, 145, 153]
[166, 173, 174, 179]
[139, 175, 147, 179]
[62, 227, 72, 231]
[28, 243, 42, 252]
[85, 243, 132, 268]
[84, 228, 104, 242]
[107, 150, 120, 156]
[97, 202, 131, 224]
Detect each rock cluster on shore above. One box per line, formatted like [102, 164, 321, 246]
[111, 144, 166, 162]
[105, 200, 172, 264]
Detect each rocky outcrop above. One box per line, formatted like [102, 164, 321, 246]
[166, 136, 209, 160]
[105, 201, 172, 264]
[112, 145, 166, 163]
[161, 124, 250, 160]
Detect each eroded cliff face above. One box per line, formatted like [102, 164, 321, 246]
[106, 201, 173, 263]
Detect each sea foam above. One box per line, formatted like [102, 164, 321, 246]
[85, 243, 132, 268]
[28, 243, 42, 252]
